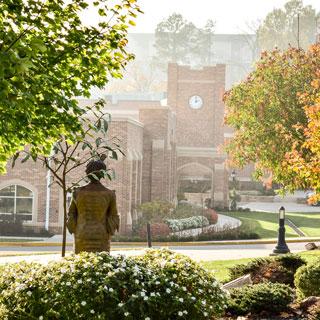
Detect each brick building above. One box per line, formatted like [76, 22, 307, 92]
[0, 63, 242, 234]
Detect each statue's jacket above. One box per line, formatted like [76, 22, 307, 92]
[66, 182, 119, 253]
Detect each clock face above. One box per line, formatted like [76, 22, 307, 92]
[189, 95, 203, 109]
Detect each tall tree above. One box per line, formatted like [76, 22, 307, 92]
[0, 0, 142, 173]
[283, 46, 320, 201]
[223, 45, 320, 189]
[153, 13, 215, 70]
[257, 0, 319, 50]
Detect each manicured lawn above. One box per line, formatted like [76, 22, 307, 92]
[286, 212, 320, 237]
[223, 211, 298, 239]
[201, 250, 320, 283]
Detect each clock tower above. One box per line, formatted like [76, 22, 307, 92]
[167, 63, 228, 207]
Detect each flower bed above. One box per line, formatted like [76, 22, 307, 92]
[165, 215, 209, 232]
[0, 250, 227, 320]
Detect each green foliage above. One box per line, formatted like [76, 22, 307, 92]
[153, 13, 214, 70]
[0, 0, 142, 173]
[138, 201, 174, 222]
[173, 203, 203, 219]
[295, 258, 320, 299]
[224, 46, 320, 188]
[0, 250, 227, 319]
[257, 0, 319, 50]
[227, 282, 294, 316]
[228, 254, 306, 285]
[136, 249, 228, 318]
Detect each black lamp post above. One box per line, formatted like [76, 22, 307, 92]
[272, 206, 290, 255]
[230, 170, 237, 211]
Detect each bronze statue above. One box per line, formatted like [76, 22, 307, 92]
[67, 159, 119, 253]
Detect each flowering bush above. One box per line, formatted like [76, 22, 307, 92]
[165, 215, 209, 232]
[0, 250, 226, 319]
[136, 249, 228, 319]
[138, 223, 171, 239]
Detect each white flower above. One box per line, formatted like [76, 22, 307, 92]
[90, 310, 95, 314]
[60, 268, 67, 274]
[178, 298, 183, 302]
[109, 288, 114, 292]
[145, 318, 151, 320]
[81, 301, 87, 306]
[77, 279, 83, 284]
[182, 286, 187, 291]
[118, 303, 124, 307]
[66, 282, 71, 286]
[150, 292, 155, 297]
[166, 288, 171, 293]
[173, 274, 177, 278]
[39, 317, 43, 320]
[202, 300, 206, 305]
[144, 296, 148, 301]
[124, 312, 129, 317]
[183, 310, 188, 314]
[203, 312, 208, 317]
[178, 311, 183, 316]
[155, 281, 160, 285]
[141, 292, 146, 297]
[135, 279, 139, 284]
[191, 296, 196, 300]
[26, 291, 32, 296]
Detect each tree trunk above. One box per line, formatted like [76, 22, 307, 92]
[61, 186, 67, 257]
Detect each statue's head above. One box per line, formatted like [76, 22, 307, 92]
[85, 159, 107, 182]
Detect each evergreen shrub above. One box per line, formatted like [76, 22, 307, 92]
[0, 250, 227, 320]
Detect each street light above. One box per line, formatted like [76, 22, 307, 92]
[272, 206, 290, 255]
[230, 170, 237, 211]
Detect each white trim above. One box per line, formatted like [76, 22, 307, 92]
[177, 146, 226, 158]
[110, 116, 144, 128]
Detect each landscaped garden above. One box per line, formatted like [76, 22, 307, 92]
[1, 249, 320, 319]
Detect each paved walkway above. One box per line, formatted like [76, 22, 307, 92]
[0, 241, 315, 264]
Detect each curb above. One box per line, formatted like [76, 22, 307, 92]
[0, 238, 319, 247]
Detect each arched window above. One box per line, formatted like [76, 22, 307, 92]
[0, 185, 33, 221]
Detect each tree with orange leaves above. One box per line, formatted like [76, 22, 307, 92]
[224, 44, 320, 193]
[283, 49, 320, 202]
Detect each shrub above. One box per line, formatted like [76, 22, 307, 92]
[226, 282, 294, 316]
[136, 249, 228, 318]
[138, 223, 171, 239]
[0, 250, 227, 320]
[165, 216, 209, 232]
[203, 208, 218, 224]
[198, 227, 259, 241]
[228, 254, 306, 285]
[138, 200, 174, 222]
[295, 259, 320, 299]
[173, 203, 203, 219]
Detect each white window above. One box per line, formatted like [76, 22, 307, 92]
[0, 185, 33, 221]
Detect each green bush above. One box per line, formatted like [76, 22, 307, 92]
[0, 250, 227, 319]
[228, 254, 306, 285]
[295, 258, 320, 299]
[136, 249, 227, 318]
[226, 282, 294, 316]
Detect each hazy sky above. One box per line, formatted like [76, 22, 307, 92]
[128, 0, 320, 34]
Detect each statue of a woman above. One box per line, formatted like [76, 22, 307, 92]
[67, 159, 119, 253]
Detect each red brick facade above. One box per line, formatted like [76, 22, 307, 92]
[0, 63, 233, 234]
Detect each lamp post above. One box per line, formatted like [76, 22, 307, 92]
[230, 170, 237, 211]
[272, 206, 290, 255]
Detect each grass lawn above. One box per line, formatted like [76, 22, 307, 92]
[286, 212, 320, 237]
[223, 211, 298, 239]
[201, 250, 320, 283]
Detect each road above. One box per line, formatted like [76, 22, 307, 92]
[0, 241, 314, 264]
